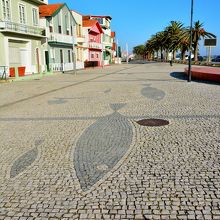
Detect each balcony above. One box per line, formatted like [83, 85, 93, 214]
[48, 33, 74, 45]
[89, 42, 102, 50]
[0, 21, 45, 37]
[77, 35, 85, 43]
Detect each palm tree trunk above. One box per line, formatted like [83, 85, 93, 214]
[173, 50, 176, 60]
[181, 50, 186, 62]
[165, 50, 169, 61]
[194, 41, 199, 62]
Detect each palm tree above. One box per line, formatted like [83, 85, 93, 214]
[180, 38, 190, 62]
[144, 31, 166, 60]
[145, 40, 154, 60]
[133, 45, 146, 60]
[137, 20, 216, 64]
[192, 20, 216, 62]
[164, 21, 186, 60]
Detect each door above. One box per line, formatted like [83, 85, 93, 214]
[60, 49, 63, 71]
[45, 51, 49, 72]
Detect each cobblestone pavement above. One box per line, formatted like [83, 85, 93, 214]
[0, 62, 220, 220]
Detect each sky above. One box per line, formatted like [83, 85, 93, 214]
[49, 0, 220, 55]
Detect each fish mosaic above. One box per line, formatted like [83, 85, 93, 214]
[74, 103, 133, 191]
[141, 84, 165, 100]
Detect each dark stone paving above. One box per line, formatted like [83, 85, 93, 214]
[74, 104, 133, 191]
[10, 147, 38, 178]
[141, 84, 165, 100]
[104, 88, 111, 94]
[48, 98, 68, 105]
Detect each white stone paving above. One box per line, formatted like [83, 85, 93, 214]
[0, 62, 220, 220]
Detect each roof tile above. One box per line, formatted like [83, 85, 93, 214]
[39, 3, 64, 17]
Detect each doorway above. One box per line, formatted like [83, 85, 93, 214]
[60, 49, 63, 71]
[45, 51, 49, 72]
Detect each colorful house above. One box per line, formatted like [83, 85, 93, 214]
[0, 0, 47, 77]
[39, 3, 76, 72]
[84, 15, 113, 66]
[71, 10, 86, 69]
[83, 19, 103, 67]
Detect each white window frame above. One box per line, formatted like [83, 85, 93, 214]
[57, 13, 62, 34]
[18, 3, 26, 24]
[32, 7, 38, 26]
[2, 0, 11, 21]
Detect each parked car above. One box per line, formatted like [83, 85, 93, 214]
[212, 56, 220, 62]
[192, 56, 203, 61]
[185, 54, 194, 60]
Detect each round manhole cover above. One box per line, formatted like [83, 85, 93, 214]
[136, 119, 169, 127]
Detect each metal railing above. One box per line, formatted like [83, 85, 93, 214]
[88, 42, 102, 49]
[48, 33, 74, 44]
[0, 66, 8, 80]
[0, 21, 45, 37]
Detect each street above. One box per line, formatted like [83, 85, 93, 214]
[0, 62, 220, 220]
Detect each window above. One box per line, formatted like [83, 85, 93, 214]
[77, 24, 82, 36]
[49, 26, 53, 33]
[2, 0, 10, 21]
[49, 18, 53, 32]
[32, 8, 38, 25]
[65, 14, 69, 35]
[58, 25, 62, 34]
[19, 4, 25, 24]
[68, 50, 71, 63]
[91, 53, 94, 59]
[60, 50, 63, 63]
[70, 26, 73, 36]
[58, 13, 62, 34]
[96, 54, 99, 58]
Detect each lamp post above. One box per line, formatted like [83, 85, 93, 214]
[188, 0, 194, 82]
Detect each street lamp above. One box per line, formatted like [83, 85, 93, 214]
[188, 0, 194, 82]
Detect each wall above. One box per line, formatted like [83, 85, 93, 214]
[0, 0, 41, 27]
[51, 5, 75, 35]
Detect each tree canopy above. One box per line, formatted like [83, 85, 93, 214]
[134, 20, 216, 62]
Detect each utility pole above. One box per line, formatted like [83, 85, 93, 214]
[126, 43, 129, 64]
[188, 0, 194, 82]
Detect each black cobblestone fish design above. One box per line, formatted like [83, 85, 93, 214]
[141, 84, 165, 100]
[10, 139, 43, 178]
[74, 103, 133, 191]
[10, 147, 38, 178]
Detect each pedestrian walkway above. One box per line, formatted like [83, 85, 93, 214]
[0, 63, 219, 220]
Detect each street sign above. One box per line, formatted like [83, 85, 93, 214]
[204, 38, 217, 47]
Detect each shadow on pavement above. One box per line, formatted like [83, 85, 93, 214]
[170, 72, 220, 85]
[170, 72, 188, 81]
